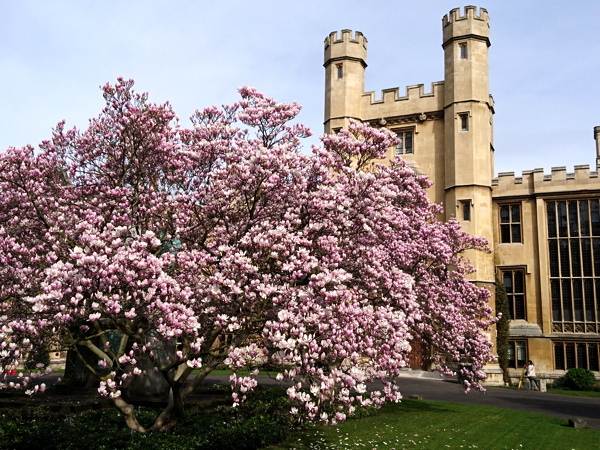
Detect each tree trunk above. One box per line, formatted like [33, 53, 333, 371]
[113, 396, 148, 432]
[149, 383, 185, 431]
[149, 360, 224, 431]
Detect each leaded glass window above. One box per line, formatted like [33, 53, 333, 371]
[548, 199, 600, 334]
[502, 269, 526, 320]
[554, 341, 600, 371]
[395, 130, 413, 155]
[500, 204, 521, 243]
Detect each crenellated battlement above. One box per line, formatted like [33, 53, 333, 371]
[363, 81, 445, 104]
[324, 29, 367, 50]
[443, 5, 489, 27]
[358, 82, 446, 126]
[493, 165, 600, 196]
[442, 5, 490, 48]
[324, 29, 368, 67]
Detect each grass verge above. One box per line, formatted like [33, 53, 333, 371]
[267, 399, 600, 450]
[545, 388, 600, 398]
[501, 385, 600, 398]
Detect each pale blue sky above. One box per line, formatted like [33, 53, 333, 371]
[1, 1, 598, 176]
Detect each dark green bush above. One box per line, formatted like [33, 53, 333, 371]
[0, 386, 293, 449]
[564, 368, 597, 391]
[0, 384, 398, 449]
[495, 281, 511, 385]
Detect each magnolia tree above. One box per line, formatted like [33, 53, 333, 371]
[0, 79, 495, 432]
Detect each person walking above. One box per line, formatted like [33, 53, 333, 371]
[526, 360, 539, 391]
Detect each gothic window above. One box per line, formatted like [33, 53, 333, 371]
[460, 200, 471, 221]
[507, 340, 527, 369]
[459, 114, 469, 131]
[395, 130, 413, 155]
[459, 42, 467, 59]
[502, 269, 526, 320]
[548, 199, 600, 334]
[554, 341, 599, 371]
[336, 64, 343, 79]
[500, 204, 522, 243]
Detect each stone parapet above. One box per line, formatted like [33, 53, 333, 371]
[442, 6, 490, 48]
[324, 30, 367, 67]
[493, 165, 600, 197]
[360, 82, 445, 121]
[442, 5, 490, 27]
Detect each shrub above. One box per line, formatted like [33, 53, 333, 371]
[564, 368, 596, 391]
[495, 280, 511, 385]
[0, 386, 294, 449]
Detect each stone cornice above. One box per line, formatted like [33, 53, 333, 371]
[324, 56, 367, 68]
[442, 34, 491, 49]
[445, 183, 493, 192]
[365, 111, 443, 128]
[444, 99, 494, 110]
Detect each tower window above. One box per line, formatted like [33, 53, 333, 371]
[459, 43, 467, 59]
[336, 64, 343, 79]
[460, 114, 469, 131]
[459, 200, 471, 221]
[395, 130, 413, 155]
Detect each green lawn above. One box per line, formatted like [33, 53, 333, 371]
[545, 388, 600, 398]
[267, 399, 600, 449]
[499, 384, 600, 398]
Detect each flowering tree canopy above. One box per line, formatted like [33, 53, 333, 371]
[0, 79, 495, 432]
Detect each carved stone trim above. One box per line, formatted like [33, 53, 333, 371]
[366, 111, 443, 128]
[552, 322, 600, 334]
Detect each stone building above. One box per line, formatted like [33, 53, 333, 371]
[323, 5, 600, 382]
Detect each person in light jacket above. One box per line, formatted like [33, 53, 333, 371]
[526, 360, 539, 391]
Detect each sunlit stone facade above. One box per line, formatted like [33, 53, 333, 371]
[324, 6, 600, 383]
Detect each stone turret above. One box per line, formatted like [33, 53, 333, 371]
[441, 6, 495, 291]
[442, 5, 493, 189]
[441, 7, 499, 384]
[323, 30, 367, 133]
[321, 6, 504, 384]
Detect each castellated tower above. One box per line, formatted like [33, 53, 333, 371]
[323, 7, 501, 383]
[323, 30, 367, 133]
[324, 6, 600, 384]
[441, 6, 495, 289]
[323, 7, 495, 288]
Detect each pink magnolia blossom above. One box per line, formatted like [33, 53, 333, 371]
[0, 79, 495, 432]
